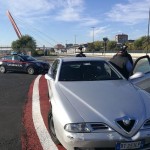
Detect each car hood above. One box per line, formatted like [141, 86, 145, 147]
[30, 60, 48, 64]
[58, 80, 150, 137]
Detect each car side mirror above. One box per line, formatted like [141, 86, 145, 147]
[129, 72, 144, 80]
[45, 74, 53, 80]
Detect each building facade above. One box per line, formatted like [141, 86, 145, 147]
[115, 34, 128, 44]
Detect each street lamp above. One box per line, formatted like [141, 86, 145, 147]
[91, 27, 95, 54]
[91, 27, 95, 42]
[74, 35, 77, 53]
[147, 8, 150, 54]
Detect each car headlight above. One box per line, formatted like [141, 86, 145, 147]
[64, 123, 91, 133]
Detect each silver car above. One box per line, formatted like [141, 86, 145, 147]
[45, 57, 150, 150]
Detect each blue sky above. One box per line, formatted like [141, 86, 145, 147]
[0, 0, 150, 47]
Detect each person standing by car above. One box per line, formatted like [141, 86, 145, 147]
[76, 46, 86, 57]
[122, 45, 133, 65]
[109, 45, 133, 79]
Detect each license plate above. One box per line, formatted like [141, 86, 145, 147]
[116, 140, 144, 150]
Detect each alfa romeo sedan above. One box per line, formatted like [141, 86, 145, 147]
[45, 57, 150, 150]
[0, 54, 49, 75]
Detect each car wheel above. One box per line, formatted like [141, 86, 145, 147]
[27, 67, 35, 75]
[0, 66, 6, 73]
[48, 109, 60, 145]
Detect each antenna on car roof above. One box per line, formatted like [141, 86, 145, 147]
[146, 8, 150, 55]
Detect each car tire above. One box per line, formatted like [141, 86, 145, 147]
[0, 66, 6, 73]
[48, 109, 61, 145]
[27, 67, 35, 75]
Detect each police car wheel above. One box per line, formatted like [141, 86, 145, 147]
[0, 66, 6, 73]
[27, 67, 35, 75]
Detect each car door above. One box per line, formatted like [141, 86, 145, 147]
[130, 55, 150, 92]
[2, 55, 14, 70]
[11, 55, 25, 72]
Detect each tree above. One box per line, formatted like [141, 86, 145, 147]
[94, 41, 103, 51]
[86, 43, 94, 52]
[134, 36, 148, 51]
[11, 35, 37, 55]
[107, 41, 117, 51]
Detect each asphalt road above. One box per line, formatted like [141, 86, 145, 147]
[0, 73, 36, 150]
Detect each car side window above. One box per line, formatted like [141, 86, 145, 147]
[3, 56, 12, 60]
[12, 55, 20, 61]
[51, 60, 59, 79]
[133, 57, 150, 74]
[103, 63, 111, 76]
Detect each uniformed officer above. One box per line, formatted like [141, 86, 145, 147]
[76, 46, 86, 57]
[109, 45, 133, 79]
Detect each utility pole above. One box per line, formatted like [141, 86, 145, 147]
[65, 40, 68, 53]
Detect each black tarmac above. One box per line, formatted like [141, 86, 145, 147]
[0, 72, 36, 150]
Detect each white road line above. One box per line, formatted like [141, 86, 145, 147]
[32, 75, 58, 150]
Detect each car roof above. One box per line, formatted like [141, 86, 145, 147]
[59, 57, 106, 62]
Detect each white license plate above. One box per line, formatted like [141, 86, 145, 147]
[116, 140, 144, 150]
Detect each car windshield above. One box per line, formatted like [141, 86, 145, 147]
[21, 55, 37, 61]
[59, 61, 123, 81]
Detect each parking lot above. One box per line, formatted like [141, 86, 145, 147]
[1, 54, 150, 150]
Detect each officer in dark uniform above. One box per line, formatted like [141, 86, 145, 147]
[109, 45, 133, 79]
[76, 46, 86, 57]
[121, 45, 133, 65]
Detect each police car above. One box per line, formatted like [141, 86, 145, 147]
[0, 54, 50, 75]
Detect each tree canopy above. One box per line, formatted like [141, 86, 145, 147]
[11, 35, 37, 55]
[86, 36, 150, 52]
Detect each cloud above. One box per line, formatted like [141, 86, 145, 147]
[5, 0, 57, 17]
[55, 0, 86, 22]
[3, 0, 100, 26]
[80, 18, 100, 26]
[107, 0, 150, 24]
[4, 0, 85, 19]
[89, 26, 108, 38]
[55, 0, 100, 26]
[55, 7, 81, 21]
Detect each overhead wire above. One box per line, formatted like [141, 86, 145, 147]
[10, 12, 61, 47]
[13, 17, 54, 47]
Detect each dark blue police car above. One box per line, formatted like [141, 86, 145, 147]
[0, 54, 50, 75]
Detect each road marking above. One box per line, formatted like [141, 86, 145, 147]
[32, 75, 58, 150]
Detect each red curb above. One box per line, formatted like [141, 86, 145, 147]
[22, 78, 42, 150]
[39, 76, 66, 150]
[39, 76, 50, 131]
[22, 76, 66, 150]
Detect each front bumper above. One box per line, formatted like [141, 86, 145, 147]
[42, 64, 50, 73]
[59, 129, 150, 150]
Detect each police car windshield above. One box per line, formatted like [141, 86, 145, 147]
[21, 55, 36, 61]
